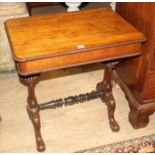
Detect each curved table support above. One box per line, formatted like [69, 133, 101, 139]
[23, 75, 45, 152]
[97, 62, 120, 132]
[21, 61, 120, 151]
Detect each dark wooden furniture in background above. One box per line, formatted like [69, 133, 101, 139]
[5, 8, 145, 151]
[115, 3, 155, 129]
[26, 2, 62, 15]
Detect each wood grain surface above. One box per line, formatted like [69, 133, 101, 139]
[17, 43, 142, 75]
[5, 8, 145, 61]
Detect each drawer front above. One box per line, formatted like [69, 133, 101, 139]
[17, 43, 141, 76]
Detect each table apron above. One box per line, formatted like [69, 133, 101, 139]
[16, 43, 142, 76]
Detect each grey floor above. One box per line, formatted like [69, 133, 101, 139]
[31, 2, 110, 15]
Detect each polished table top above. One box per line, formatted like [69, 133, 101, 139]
[5, 8, 146, 76]
[5, 8, 145, 61]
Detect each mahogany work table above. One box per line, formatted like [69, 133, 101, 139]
[5, 8, 145, 152]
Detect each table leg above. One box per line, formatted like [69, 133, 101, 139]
[23, 75, 45, 152]
[97, 62, 120, 132]
[129, 104, 153, 129]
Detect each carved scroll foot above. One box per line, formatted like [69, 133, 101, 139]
[97, 82, 120, 131]
[129, 108, 153, 129]
[105, 92, 120, 131]
[96, 62, 120, 132]
[23, 75, 45, 152]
